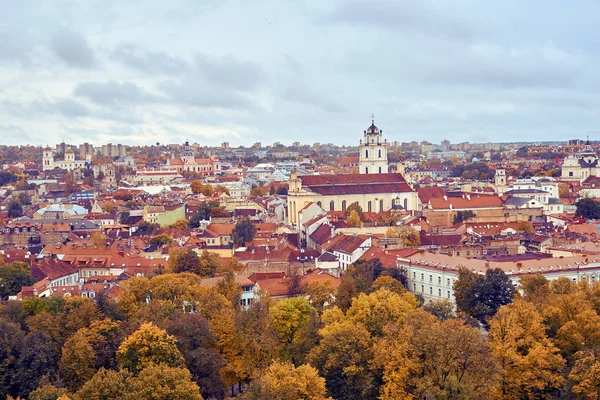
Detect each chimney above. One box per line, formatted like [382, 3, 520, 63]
[466, 194, 471, 200]
[443, 195, 448, 201]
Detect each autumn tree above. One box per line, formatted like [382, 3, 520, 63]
[117, 322, 185, 374]
[346, 210, 362, 228]
[517, 221, 534, 233]
[127, 364, 204, 400]
[0, 262, 35, 299]
[344, 202, 365, 222]
[7, 199, 23, 218]
[385, 226, 420, 246]
[74, 368, 131, 400]
[191, 180, 214, 197]
[59, 332, 97, 391]
[488, 300, 565, 398]
[270, 297, 312, 360]
[335, 258, 384, 311]
[305, 280, 336, 312]
[150, 233, 173, 247]
[570, 349, 600, 400]
[90, 232, 108, 247]
[231, 218, 256, 247]
[172, 219, 189, 229]
[241, 361, 331, 400]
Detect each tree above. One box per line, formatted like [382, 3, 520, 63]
[231, 218, 256, 247]
[453, 268, 515, 325]
[488, 300, 565, 399]
[13, 331, 60, 398]
[191, 181, 214, 197]
[126, 364, 204, 400]
[90, 232, 108, 247]
[59, 332, 97, 391]
[17, 193, 31, 205]
[308, 319, 376, 400]
[0, 171, 17, 185]
[422, 300, 455, 321]
[214, 185, 230, 195]
[576, 198, 600, 219]
[270, 297, 312, 360]
[344, 202, 365, 222]
[150, 234, 173, 247]
[517, 221, 534, 233]
[241, 361, 331, 400]
[172, 219, 189, 229]
[0, 320, 25, 399]
[28, 382, 69, 400]
[336, 258, 384, 311]
[7, 200, 23, 218]
[570, 349, 600, 400]
[74, 368, 131, 400]
[305, 280, 336, 312]
[452, 210, 476, 224]
[251, 186, 267, 197]
[0, 262, 36, 299]
[385, 226, 420, 246]
[117, 322, 185, 375]
[346, 210, 362, 227]
[169, 248, 201, 274]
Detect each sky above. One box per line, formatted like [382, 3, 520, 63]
[1, 0, 600, 147]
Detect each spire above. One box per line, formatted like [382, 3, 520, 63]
[587, 135, 591, 145]
[371, 112, 375, 124]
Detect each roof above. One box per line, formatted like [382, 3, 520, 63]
[428, 194, 503, 210]
[310, 224, 333, 245]
[330, 235, 370, 254]
[299, 173, 413, 196]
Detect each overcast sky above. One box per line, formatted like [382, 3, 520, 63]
[1, 0, 599, 147]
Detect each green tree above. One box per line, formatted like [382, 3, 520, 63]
[7, 200, 23, 218]
[0, 262, 36, 299]
[231, 218, 257, 247]
[576, 198, 600, 219]
[453, 268, 515, 325]
[270, 297, 313, 359]
[59, 332, 97, 391]
[117, 322, 185, 375]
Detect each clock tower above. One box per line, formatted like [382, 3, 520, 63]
[359, 114, 389, 174]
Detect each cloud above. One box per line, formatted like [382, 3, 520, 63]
[0, 124, 33, 144]
[73, 81, 160, 106]
[32, 98, 90, 118]
[112, 44, 189, 75]
[193, 54, 266, 91]
[50, 28, 97, 69]
[158, 78, 257, 110]
[326, 0, 482, 41]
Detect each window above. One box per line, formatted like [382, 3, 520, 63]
[378, 149, 382, 158]
[317, 201, 322, 208]
[404, 198, 408, 209]
[421, 273, 424, 281]
[421, 285, 424, 293]
[438, 288, 441, 297]
[368, 201, 372, 212]
[447, 278, 450, 286]
[569, 172, 573, 177]
[413, 271, 416, 279]
[380, 199, 384, 211]
[365, 150, 369, 158]
[429, 287, 433, 295]
[413, 283, 416, 291]
[379, 167, 382, 173]
[365, 167, 369, 174]
[342, 200, 347, 211]
[330, 201, 335, 211]
[438, 276, 441, 284]
[429, 274, 432, 283]
[447, 290, 451, 299]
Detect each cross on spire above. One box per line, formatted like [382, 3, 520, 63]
[371, 113, 375, 123]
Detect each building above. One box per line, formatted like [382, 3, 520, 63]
[79, 143, 94, 159]
[358, 114, 389, 174]
[166, 141, 220, 175]
[562, 140, 599, 180]
[288, 170, 417, 226]
[43, 147, 91, 172]
[100, 143, 127, 158]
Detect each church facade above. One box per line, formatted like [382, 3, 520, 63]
[562, 140, 600, 181]
[42, 147, 91, 172]
[287, 117, 417, 226]
[166, 141, 221, 175]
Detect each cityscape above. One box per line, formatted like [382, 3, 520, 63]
[3, 1, 600, 400]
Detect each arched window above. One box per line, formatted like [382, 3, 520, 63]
[404, 198, 408, 210]
[379, 167, 382, 173]
[365, 167, 369, 174]
[379, 199, 384, 211]
[365, 150, 369, 158]
[330, 201, 335, 211]
[342, 200, 347, 211]
[569, 172, 574, 177]
[317, 201, 322, 208]
[378, 149, 382, 158]
[368, 201, 372, 212]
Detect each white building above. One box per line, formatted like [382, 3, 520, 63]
[43, 147, 90, 172]
[359, 114, 389, 174]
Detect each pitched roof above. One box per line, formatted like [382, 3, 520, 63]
[330, 235, 369, 254]
[299, 173, 413, 196]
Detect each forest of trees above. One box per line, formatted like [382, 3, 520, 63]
[3, 260, 600, 399]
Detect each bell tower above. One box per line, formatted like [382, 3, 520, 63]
[359, 113, 388, 174]
[42, 146, 55, 171]
[495, 168, 506, 194]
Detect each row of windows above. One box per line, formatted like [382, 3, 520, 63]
[364, 149, 383, 158]
[413, 271, 454, 287]
[326, 199, 386, 212]
[413, 283, 452, 299]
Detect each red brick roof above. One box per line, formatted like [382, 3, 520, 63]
[330, 235, 369, 254]
[300, 173, 413, 195]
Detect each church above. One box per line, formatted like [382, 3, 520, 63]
[166, 141, 221, 175]
[42, 146, 91, 172]
[287, 116, 418, 226]
[562, 140, 600, 181]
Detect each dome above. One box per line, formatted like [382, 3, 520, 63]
[65, 148, 74, 154]
[366, 114, 380, 135]
[43, 146, 52, 151]
[471, 157, 479, 162]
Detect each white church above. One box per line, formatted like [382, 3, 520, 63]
[43, 146, 91, 172]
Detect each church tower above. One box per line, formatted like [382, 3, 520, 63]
[359, 114, 388, 174]
[495, 168, 506, 194]
[42, 146, 55, 171]
[181, 140, 195, 164]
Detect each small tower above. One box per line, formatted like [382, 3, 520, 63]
[359, 113, 389, 174]
[181, 140, 195, 164]
[42, 146, 55, 171]
[64, 148, 75, 162]
[495, 168, 506, 194]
